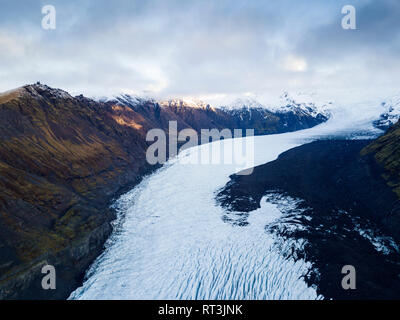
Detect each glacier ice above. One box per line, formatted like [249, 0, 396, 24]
[69, 101, 383, 300]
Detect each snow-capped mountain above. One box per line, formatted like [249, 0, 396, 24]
[159, 98, 212, 110]
[100, 92, 331, 132]
[219, 92, 331, 121]
[11, 82, 73, 100]
[101, 90, 333, 127]
[220, 98, 266, 111]
[268, 92, 332, 118]
[101, 94, 156, 108]
[101, 94, 214, 112]
[373, 95, 400, 130]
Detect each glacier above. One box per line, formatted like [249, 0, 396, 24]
[69, 101, 383, 300]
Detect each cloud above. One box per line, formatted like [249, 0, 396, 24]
[0, 32, 26, 57]
[0, 0, 399, 104]
[282, 55, 308, 72]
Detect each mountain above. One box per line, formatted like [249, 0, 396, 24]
[219, 93, 330, 134]
[0, 83, 329, 299]
[218, 92, 331, 117]
[108, 93, 330, 135]
[373, 95, 400, 130]
[0, 84, 152, 299]
[274, 92, 332, 118]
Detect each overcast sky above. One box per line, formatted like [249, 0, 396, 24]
[0, 0, 399, 104]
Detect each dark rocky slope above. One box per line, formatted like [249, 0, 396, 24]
[0, 83, 327, 299]
[363, 120, 400, 198]
[217, 128, 400, 299]
[0, 85, 152, 299]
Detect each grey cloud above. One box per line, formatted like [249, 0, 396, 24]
[0, 0, 399, 103]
